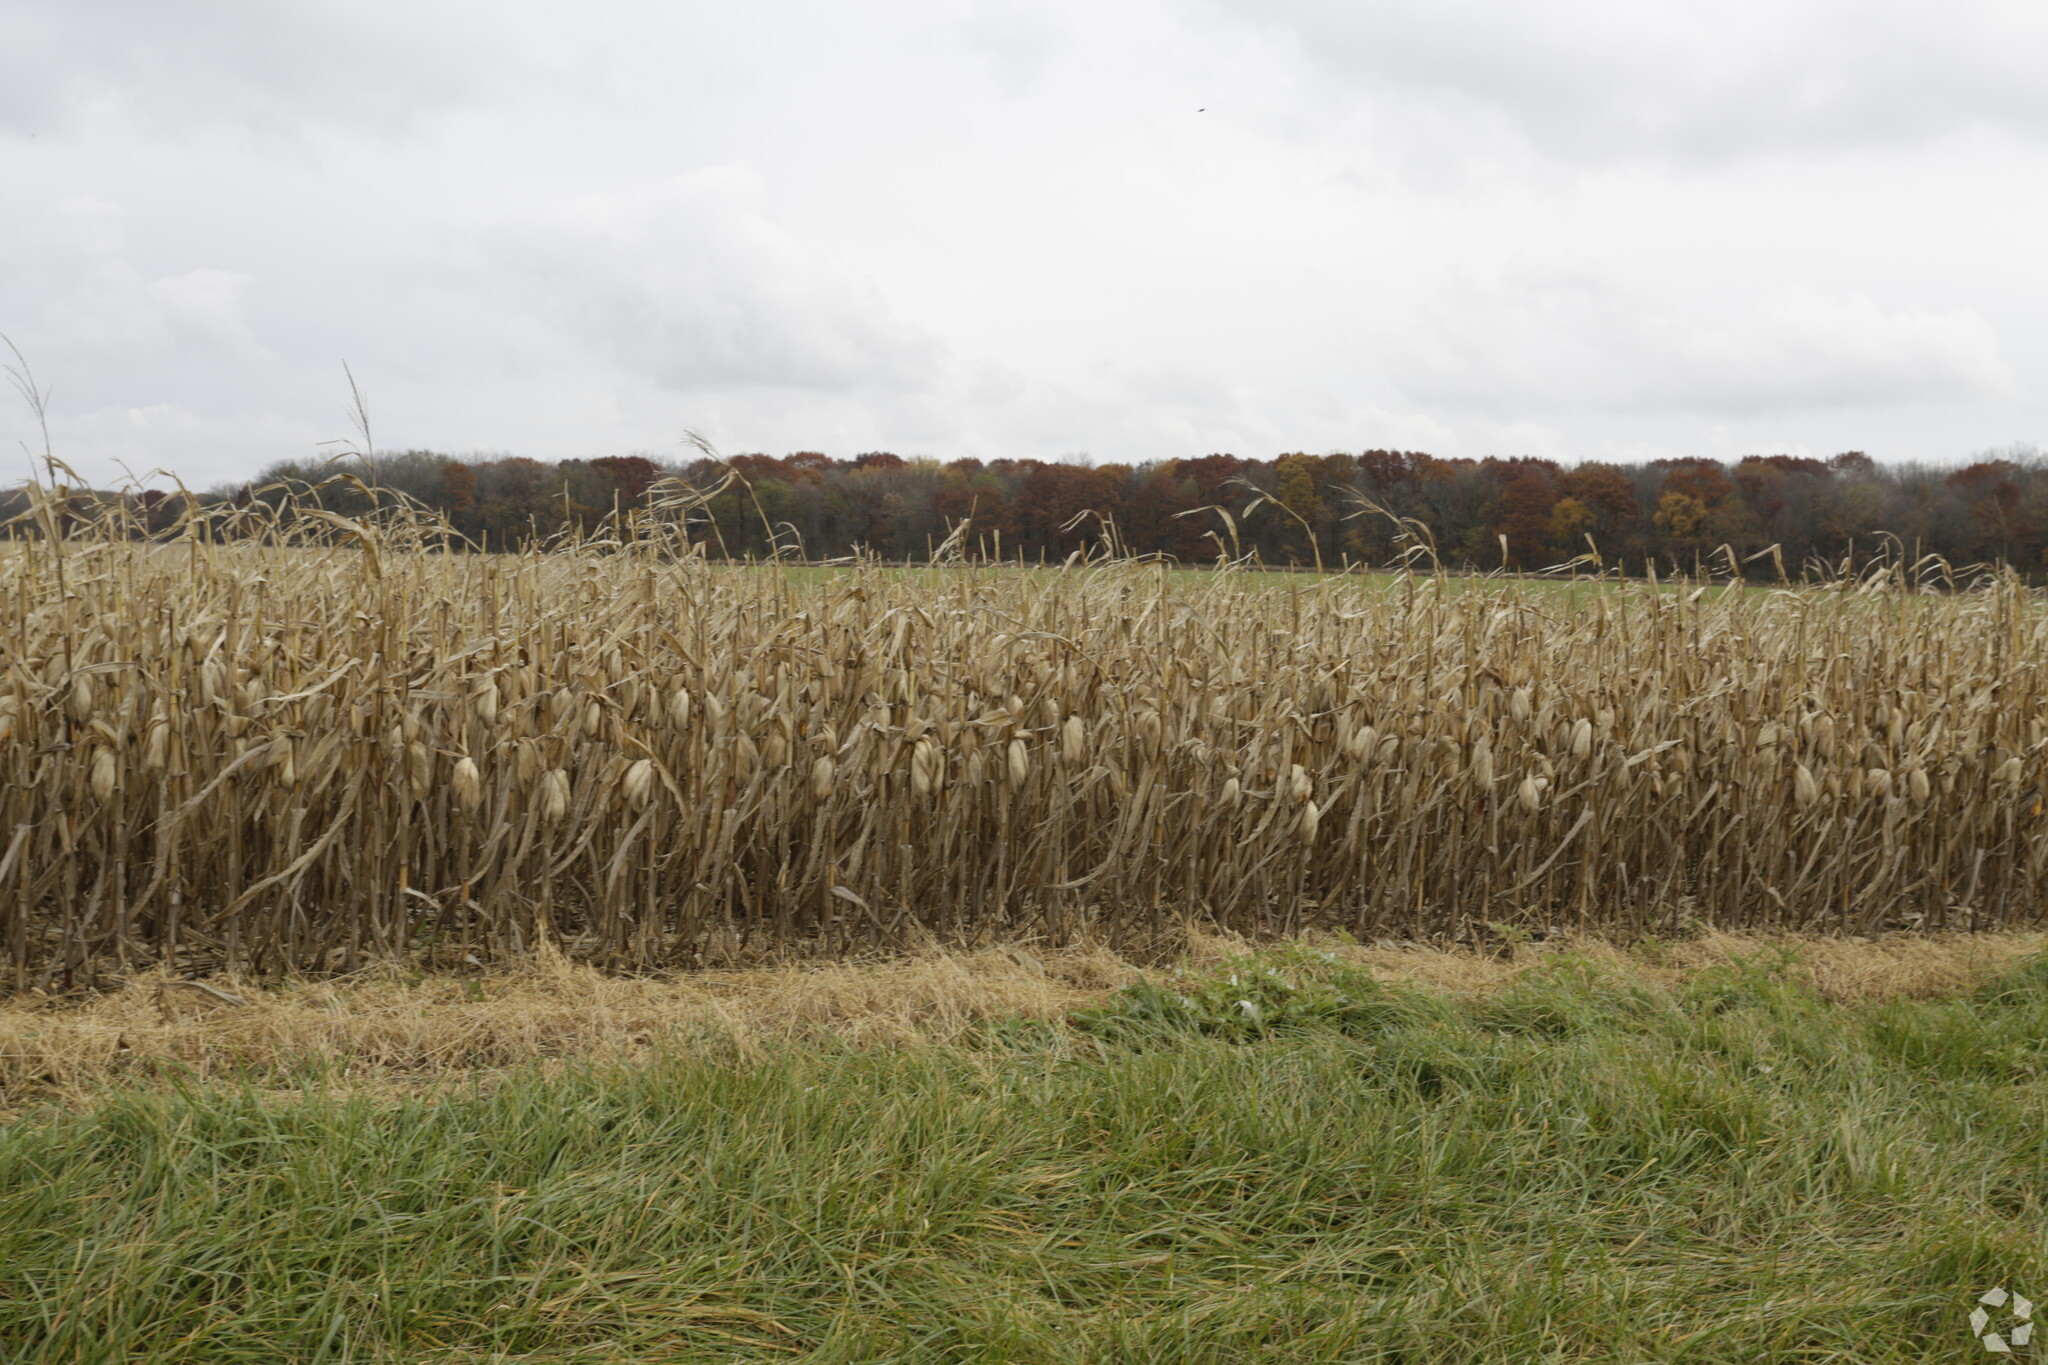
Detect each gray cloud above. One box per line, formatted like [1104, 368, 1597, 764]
[0, 0, 512, 138]
[1194, 0, 2048, 163]
[959, 0, 1075, 98]
[466, 169, 948, 396]
[1383, 271, 2015, 419]
[1, 0, 2044, 486]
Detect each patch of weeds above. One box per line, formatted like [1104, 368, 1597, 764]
[1863, 991, 2048, 1084]
[1678, 944, 1819, 1017]
[1358, 1024, 1500, 1098]
[1628, 936, 1674, 967]
[960, 1013, 1068, 1056]
[1072, 945, 1445, 1045]
[1476, 955, 1664, 1037]
[1973, 950, 2048, 1006]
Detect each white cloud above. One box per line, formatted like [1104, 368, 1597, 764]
[1193, 0, 2048, 164]
[1, 0, 2045, 484]
[464, 169, 947, 396]
[144, 271, 270, 360]
[960, 0, 1075, 98]
[1385, 275, 2016, 418]
[0, 0, 512, 140]
[39, 405, 320, 489]
[1, 197, 285, 394]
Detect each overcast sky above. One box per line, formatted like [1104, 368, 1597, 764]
[3, 0, 2045, 488]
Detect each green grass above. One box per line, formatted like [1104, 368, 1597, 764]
[5, 947, 2047, 1362]
[726, 560, 1783, 605]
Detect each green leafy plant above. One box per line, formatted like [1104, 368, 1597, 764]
[1072, 945, 1445, 1043]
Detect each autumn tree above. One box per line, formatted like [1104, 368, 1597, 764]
[1556, 463, 1640, 531]
[589, 455, 661, 501]
[177, 443, 2048, 579]
[440, 461, 477, 539]
[1270, 454, 1328, 565]
[930, 461, 1007, 556]
[1492, 473, 1556, 568]
[1652, 491, 1710, 550]
[1548, 497, 1597, 556]
[1946, 460, 2025, 561]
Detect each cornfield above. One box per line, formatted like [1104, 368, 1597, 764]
[5, 500, 2047, 986]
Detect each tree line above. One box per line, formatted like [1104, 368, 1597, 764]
[10, 444, 2047, 577]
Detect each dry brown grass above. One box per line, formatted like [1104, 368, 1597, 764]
[0, 940, 1134, 1108]
[1303, 927, 2048, 1001]
[3, 931, 2038, 1112]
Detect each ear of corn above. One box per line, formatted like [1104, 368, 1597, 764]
[541, 769, 571, 823]
[4, 494, 2045, 985]
[623, 758, 655, 808]
[452, 757, 483, 811]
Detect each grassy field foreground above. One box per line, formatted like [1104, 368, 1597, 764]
[3, 936, 2048, 1362]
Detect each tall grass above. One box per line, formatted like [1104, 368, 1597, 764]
[5, 484, 2047, 985]
[2, 945, 2045, 1362]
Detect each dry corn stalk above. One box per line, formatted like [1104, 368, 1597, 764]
[4, 492, 2046, 985]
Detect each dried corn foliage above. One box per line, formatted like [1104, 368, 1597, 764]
[5, 509, 2048, 986]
